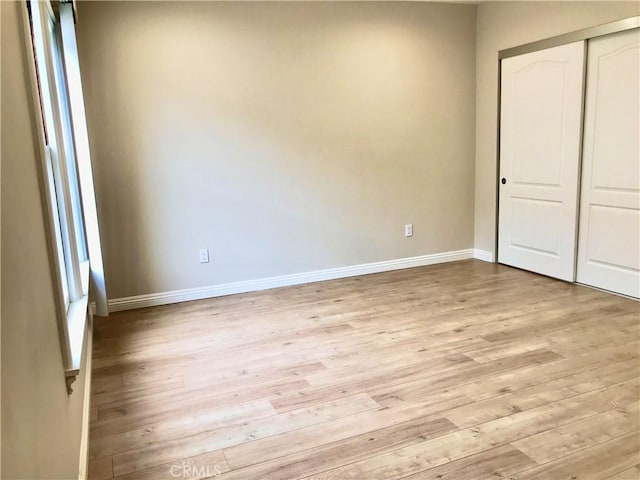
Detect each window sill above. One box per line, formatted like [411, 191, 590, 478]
[64, 262, 90, 394]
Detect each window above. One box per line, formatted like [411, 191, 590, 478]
[30, 0, 87, 309]
[26, 0, 107, 392]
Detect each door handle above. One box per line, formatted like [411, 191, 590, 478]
[501, 178, 507, 185]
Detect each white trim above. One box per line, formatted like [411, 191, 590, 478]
[473, 249, 494, 263]
[77, 316, 92, 480]
[95, 249, 474, 313]
[60, 4, 109, 317]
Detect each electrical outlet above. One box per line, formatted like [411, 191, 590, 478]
[405, 224, 413, 237]
[199, 248, 209, 263]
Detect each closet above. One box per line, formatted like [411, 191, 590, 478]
[497, 23, 640, 298]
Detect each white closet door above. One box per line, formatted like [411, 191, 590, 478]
[498, 41, 585, 281]
[577, 29, 640, 298]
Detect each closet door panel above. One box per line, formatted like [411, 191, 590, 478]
[498, 41, 585, 281]
[577, 29, 640, 298]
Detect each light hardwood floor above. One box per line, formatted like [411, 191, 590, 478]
[88, 260, 640, 480]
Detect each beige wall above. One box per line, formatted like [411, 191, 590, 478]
[474, 1, 640, 256]
[76, 1, 477, 300]
[1, 2, 89, 478]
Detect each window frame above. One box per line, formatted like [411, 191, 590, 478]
[36, 0, 87, 301]
[25, 0, 91, 392]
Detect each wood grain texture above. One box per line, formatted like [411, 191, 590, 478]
[88, 260, 640, 480]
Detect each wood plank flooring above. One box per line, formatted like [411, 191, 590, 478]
[88, 260, 640, 480]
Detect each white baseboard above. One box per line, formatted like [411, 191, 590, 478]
[77, 316, 93, 480]
[99, 249, 474, 313]
[473, 249, 494, 263]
